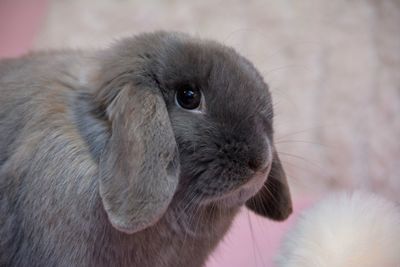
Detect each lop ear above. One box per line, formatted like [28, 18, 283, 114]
[246, 149, 292, 221]
[98, 85, 180, 234]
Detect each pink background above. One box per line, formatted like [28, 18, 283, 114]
[206, 198, 315, 267]
[0, 0, 48, 58]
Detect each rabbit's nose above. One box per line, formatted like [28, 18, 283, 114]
[248, 156, 270, 172]
[247, 136, 272, 172]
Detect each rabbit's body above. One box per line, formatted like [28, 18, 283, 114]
[0, 32, 292, 266]
[0, 51, 237, 266]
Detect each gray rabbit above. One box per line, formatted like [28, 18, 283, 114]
[0, 32, 292, 267]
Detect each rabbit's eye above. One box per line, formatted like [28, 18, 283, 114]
[175, 87, 202, 110]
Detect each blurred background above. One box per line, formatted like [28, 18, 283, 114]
[1, 0, 399, 266]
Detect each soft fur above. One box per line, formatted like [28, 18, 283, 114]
[0, 32, 292, 266]
[276, 191, 400, 267]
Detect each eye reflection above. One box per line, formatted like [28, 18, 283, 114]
[175, 87, 202, 110]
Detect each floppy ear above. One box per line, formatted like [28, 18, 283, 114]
[246, 149, 292, 221]
[98, 84, 180, 234]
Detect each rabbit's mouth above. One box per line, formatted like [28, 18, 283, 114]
[200, 164, 271, 208]
[220, 166, 270, 207]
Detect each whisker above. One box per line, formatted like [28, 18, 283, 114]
[277, 151, 324, 169]
[280, 160, 329, 181]
[261, 64, 312, 77]
[274, 124, 335, 141]
[275, 139, 330, 148]
[246, 209, 266, 267]
[262, 183, 280, 207]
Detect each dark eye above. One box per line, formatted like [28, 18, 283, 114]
[175, 86, 202, 110]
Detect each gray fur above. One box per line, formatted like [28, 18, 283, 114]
[0, 32, 291, 267]
[99, 85, 180, 234]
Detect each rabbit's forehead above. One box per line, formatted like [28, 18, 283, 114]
[159, 42, 272, 115]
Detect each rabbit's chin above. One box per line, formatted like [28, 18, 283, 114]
[204, 171, 268, 208]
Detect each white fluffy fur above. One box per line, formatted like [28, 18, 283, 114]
[276, 191, 400, 267]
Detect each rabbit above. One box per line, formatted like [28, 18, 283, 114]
[276, 191, 400, 267]
[0, 31, 292, 267]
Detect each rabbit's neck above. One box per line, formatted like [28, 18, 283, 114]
[165, 202, 239, 237]
[92, 201, 239, 267]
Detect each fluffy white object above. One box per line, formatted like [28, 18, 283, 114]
[276, 191, 400, 267]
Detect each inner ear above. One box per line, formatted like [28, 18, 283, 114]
[98, 85, 180, 234]
[246, 150, 292, 221]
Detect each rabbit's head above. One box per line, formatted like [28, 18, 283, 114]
[93, 32, 292, 234]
